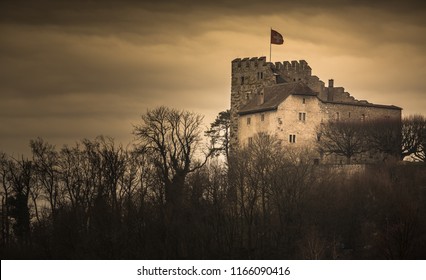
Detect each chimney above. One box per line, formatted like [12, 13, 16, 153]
[327, 79, 334, 101]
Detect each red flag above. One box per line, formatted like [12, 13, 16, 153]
[271, 29, 284, 45]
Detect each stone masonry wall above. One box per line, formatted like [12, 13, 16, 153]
[230, 57, 276, 151]
[238, 94, 323, 151]
[320, 102, 401, 123]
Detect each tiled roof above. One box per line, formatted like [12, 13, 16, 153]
[238, 82, 317, 115]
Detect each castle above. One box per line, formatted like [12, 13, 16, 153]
[230, 57, 402, 164]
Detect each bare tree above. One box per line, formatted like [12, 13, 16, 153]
[415, 137, 426, 162]
[96, 136, 127, 216]
[133, 107, 211, 208]
[410, 116, 426, 162]
[0, 152, 12, 247]
[317, 120, 368, 164]
[401, 115, 426, 161]
[7, 157, 33, 246]
[59, 143, 90, 214]
[30, 138, 61, 219]
[246, 133, 281, 253]
[228, 147, 258, 256]
[133, 106, 212, 257]
[364, 119, 401, 160]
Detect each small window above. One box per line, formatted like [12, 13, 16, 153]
[302, 98, 306, 104]
[241, 76, 245, 85]
[299, 112, 306, 121]
[278, 118, 282, 125]
[361, 114, 366, 122]
[289, 134, 296, 143]
[261, 114, 265, 121]
[247, 117, 251, 125]
[336, 112, 340, 121]
[248, 137, 253, 146]
[348, 112, 351, 118]
[257, 72, 264, 80]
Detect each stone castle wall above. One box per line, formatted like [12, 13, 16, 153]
[320, 102, 401, 123]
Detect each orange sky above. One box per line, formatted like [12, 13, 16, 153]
[1, 0, 425, 156]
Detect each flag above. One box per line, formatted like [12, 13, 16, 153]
[271, 29, 284, 45]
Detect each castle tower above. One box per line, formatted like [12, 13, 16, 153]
[230, 57, 324, 151]
[230, 57, 276, 151]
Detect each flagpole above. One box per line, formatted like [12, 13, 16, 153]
[269, 27, 272, 62]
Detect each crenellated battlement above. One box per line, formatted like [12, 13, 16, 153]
[231, 57, 313, 72]
[232, 57, 268, 69]
[273, 60, 311, 71]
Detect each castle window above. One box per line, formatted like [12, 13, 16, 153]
[299, 112, 306, 121]
[336, 112, 340, 121]
[302, 98, 306, 104]
[247, 117, 251, 125]
[257, 72, 264, 80]
[261, 114, 265, 121]
[278, 118, 282, 125]
[289, 134, 296, 143]
[361, 114, 366, 122]
[348, 112, 351, 118]
[241, 76, 245, 85]
[248, 137, 253, 146]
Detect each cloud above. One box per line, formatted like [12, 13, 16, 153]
[1, 0, 425, 155]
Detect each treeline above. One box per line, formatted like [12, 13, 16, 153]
[317, 115, 426, 164]
[1, 107, 426, 259]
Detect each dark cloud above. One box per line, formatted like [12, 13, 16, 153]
[1, 0, 425, 155]
[2, 1, 425, 30]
